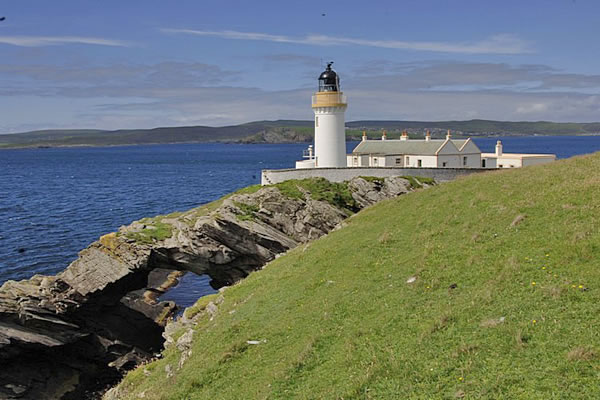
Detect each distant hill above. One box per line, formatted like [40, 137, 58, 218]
[1, 119, 599, 149]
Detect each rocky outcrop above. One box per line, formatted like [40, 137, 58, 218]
[0, 176, 427, 399]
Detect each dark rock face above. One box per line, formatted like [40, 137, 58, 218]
[0, 176, 421, 399]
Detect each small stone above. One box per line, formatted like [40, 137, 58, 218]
[406, 277, 417, 284]
[5, 384, 27, 395]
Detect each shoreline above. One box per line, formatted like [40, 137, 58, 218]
[1, 133, 599, 151]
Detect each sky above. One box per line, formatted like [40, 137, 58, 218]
[1, 0, 600, 132]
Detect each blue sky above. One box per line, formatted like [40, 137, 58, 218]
[1, 0, 600, 132]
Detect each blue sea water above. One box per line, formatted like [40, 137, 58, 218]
[1, 136, 600, 306]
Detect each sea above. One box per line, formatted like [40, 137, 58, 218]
[1, 136, 600, 307]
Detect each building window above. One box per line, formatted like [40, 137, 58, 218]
[395, 158, 402, 165]
[499, 164, 504, 168]
[406, 156, 410, 165]
[463, 156, 468, 166]
[417, 159, 422, 167]
[353, 156, 358, 167]
[481, 159, 486, 168]
[373, 157, 378, 166]
[315, 117, 319, 127]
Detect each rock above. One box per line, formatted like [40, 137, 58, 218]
[349, 176, 412, 208]
[176, 330, 194, 352]
[0, 176, 426, 399]
[511, 214, 526, 227]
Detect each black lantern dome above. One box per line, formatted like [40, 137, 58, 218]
[318, 62, 339, 92]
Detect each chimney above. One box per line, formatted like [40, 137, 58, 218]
[425, 130, 431, 141]
[495, 140, 503, 156]
[362, 130, 367, 141]
[381, 130, 387, 141]
[446, 129, 452, 140]
[400, 130, 408, 141]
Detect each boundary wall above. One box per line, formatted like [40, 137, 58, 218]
[261, 167, 494, 185]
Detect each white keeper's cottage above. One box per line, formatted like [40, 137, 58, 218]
[349, 129, 483, 168]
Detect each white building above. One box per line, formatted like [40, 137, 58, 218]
[296, 62, 347, 169]
[347, 131, 555, 169]
[348, 130, 482, 168]
[481, 140, 556, 168]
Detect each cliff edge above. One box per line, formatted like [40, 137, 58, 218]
[0, 176, 426, 399]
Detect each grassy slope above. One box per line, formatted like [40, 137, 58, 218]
[120, 154, 600, 399]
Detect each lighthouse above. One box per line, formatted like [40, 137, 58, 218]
[312, 62, 348, 168]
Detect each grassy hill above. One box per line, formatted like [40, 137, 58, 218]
[2, 119, 600, 148]
[111, 152, 600, 399]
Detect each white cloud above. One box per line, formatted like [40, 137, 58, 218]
[0, 35, 131, 47]
[161, 29, 532, 55]
[516, 103, 549, 114]
[4, 60, 600, 132]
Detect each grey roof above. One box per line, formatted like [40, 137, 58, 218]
[352, 140, 446, 156]
[452, 139, 467, 150]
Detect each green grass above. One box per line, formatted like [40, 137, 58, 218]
[124, 221, 173, 244]
[400, 175, 435, 189]
[274, 178, 358, 212]
[115, 154, 600, 399]
[233, 201, 260, 221]
[183, 294, 221, 320]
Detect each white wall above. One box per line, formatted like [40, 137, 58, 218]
[296, 160, 316, 169]
[347, 154, 370, 167]
[385, 155, 404, 167]
[481, 157, 497, 168]
[461, 154, 482, 168]
[496, 157, 522, 168]
[262, 166, 488, 185]
[437, 154, 460, 168]
[404, 155, 437, 168]
[370, 155, 386, 166]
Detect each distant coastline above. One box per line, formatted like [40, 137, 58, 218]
[1, 119, 600, 150]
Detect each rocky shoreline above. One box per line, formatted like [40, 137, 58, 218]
[0, 176, 428, 399]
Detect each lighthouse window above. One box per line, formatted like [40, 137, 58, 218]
[315, 117, 319, 127]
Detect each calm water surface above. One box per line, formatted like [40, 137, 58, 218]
[1, 137, 600, 306]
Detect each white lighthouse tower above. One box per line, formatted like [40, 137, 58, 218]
[296, 63, 347, 169]
[313, 62, 347, 167]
